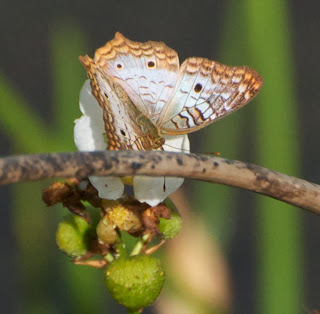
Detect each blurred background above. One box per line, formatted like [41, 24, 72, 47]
[0, 0, 319, 313]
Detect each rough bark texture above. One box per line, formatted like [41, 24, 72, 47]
[0, 151, 319, 214]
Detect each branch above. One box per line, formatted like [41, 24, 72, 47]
[0, 151, 319, 215]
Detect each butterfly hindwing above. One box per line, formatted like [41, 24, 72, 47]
[160, 57, 263, 134]
[79, 55, 158, 151]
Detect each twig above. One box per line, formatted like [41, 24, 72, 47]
[0, 151, 319, 215]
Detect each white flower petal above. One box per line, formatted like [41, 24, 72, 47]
[74, 115, 106, 151]
[133, 176, 184, 207]
[89, 176, 124, 200]
[163, 134, 190, 153]
[133, 134, 190, 206]
[75, 81, 124, 200]
[74, 115, 94, 150]
[79, 80, 102, 119]
[74, 81, 106, 151]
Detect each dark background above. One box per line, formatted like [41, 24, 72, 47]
[0, 0, 319, 313]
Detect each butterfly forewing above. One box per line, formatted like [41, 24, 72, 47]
[80, 55, 158, 151]
[160, 57, 263, 134]
[93, 32, 180, 121]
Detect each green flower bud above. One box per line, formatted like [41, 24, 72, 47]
[158, 198, 182, 239]
[56, 208, 100, 257]
[105, 255, 165, 310]
[96, 215, 117, 245]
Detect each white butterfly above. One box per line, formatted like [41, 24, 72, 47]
[79, 32, 263, 151]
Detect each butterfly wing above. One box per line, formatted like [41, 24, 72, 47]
[92, 32, 180, 121]
[80, 55, 159, 151]
[159, 57, 263, 134]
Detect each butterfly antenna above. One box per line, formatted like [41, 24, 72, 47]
[162, 143, 190, 153]
[206, 151, 221, 156]
[163, 143, 221, 156]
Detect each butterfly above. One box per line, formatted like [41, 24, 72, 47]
[79, 32, 263, 151]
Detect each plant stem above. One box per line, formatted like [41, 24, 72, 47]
[130, 234, 150, 256]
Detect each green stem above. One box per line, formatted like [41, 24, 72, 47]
[114, 231, 127, 259]
[104, 253, 115, 263]
[130, 234, 150, 256]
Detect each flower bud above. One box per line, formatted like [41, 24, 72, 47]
[96, 215, 117, 245]
[105, 255, 165, 310]
[56, 208, 100, 257]
[158, 198, 182, 239]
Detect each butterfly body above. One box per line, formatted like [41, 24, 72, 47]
[80, 32, 263, 151]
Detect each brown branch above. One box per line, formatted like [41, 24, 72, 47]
[0, 151, 319, 215]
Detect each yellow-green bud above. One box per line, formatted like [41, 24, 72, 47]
[56, 208, 100, 257]
[96, 215, 117, 245]
[158, 198, 182, 239]
[105, 255, 165, 310]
